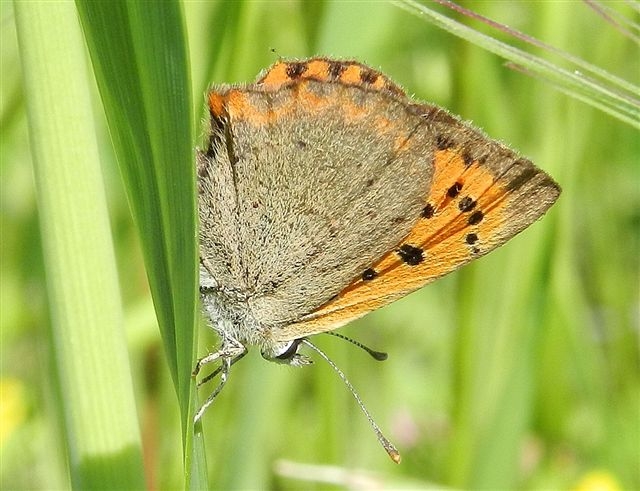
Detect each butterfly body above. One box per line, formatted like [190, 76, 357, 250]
[195, 57, 560, 417]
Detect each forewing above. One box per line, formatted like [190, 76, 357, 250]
[206, 79, 440, 325]
[275, 107, 560, 341]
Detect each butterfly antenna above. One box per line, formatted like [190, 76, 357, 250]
[300, 339, 401, 463]
[324, 332, 388, 361]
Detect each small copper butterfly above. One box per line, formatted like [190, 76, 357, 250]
[194, 57, 560, 462]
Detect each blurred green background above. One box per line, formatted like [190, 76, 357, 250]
[2, 1, 638, 490]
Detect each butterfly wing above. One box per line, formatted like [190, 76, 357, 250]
[273, 106, 560, 341]
[198, 58, 559, 344]
[203, 79, 442, 327]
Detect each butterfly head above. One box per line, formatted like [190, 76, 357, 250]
[261, 337, 312, 366]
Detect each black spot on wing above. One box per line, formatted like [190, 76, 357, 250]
[447, 182, 463, 198]
[397, 244, 425, 266]
[422, 203, 435, 218]
[286, 62, 307, 79]
[468, 210, 484, 225]
[458, 196, 476, 212]
[361, 268, 378, 281]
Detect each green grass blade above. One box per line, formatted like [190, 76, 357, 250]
[188, 0, 245, 102]
[395, 0, 640, 129]
[13, 2, 145, 488]
[74, 1, 204, 487]
[6, 1, 637, 488]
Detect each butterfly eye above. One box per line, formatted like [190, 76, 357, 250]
[273, 339, 301, 360]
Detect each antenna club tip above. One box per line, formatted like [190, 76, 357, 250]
[373, 352, 388, 361]
[389, 450, 402, 464]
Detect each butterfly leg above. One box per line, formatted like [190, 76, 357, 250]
[196, 350, 247, 387]
[192, 334, 245, 376]
[193, 335, 246, 423]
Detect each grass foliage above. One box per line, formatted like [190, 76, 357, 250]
[2, 1, 638, 489]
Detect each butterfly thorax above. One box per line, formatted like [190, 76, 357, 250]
[199, 265, 297, 360]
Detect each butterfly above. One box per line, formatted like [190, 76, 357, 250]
[194, 57, 560, 462]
